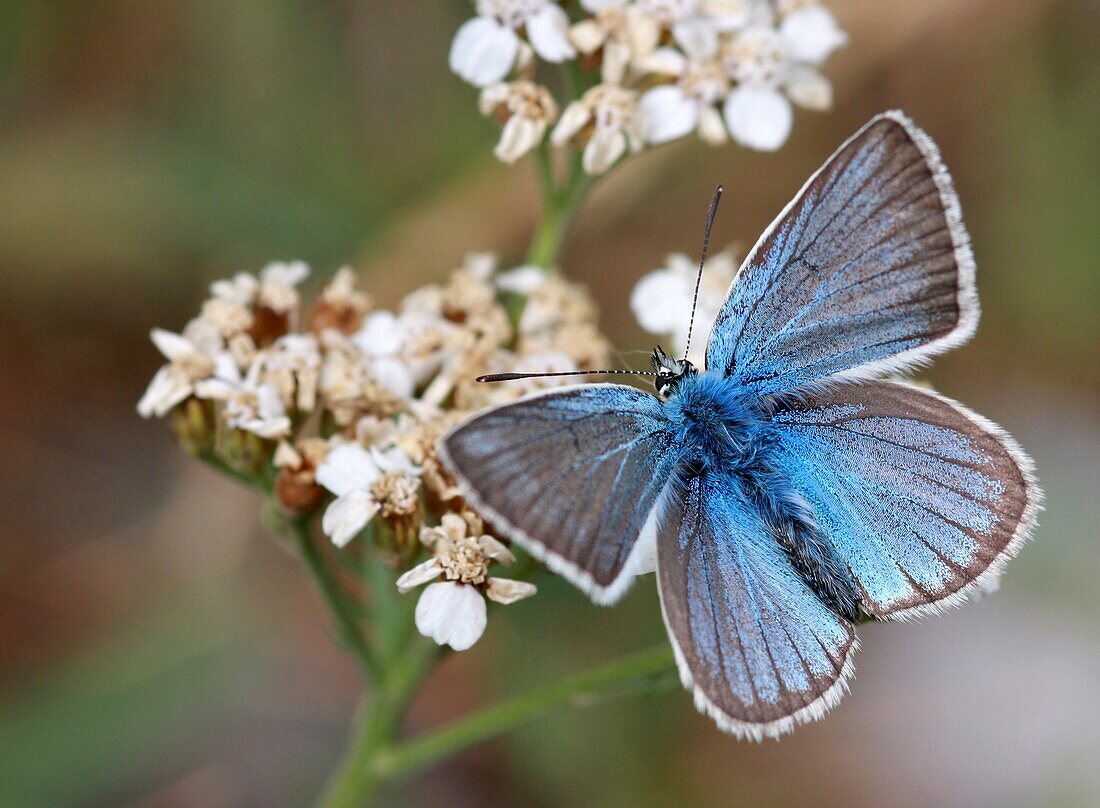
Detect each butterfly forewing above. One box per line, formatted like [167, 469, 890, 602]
[766, 380, 1040, 618]
[657, 472, 857, 739]
[706, 111, 977, 395]
[439, 384, 681, 604]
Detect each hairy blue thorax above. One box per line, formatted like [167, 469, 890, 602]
[663, 371, 863, 622]
[663, 372, 764, 473]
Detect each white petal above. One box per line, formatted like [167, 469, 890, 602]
[779, 6, 847, 64]
[371, 357, 416, 399]
[478, 82, 511, 116]
[581, 0, 625, 10]
[353, 311, 404, 358]
[785, 65, 832, 110]
[322, 489, 378, 547]
[494, 114, 544, 163]
[630, 270, 692, 334]
[256, 383, 287, 419]
[315, 443, 381, 496]
[485, 578, 538, 605]
[550, 101, 591, 147]
[495, 264, 548, 294]
[261, 260, 309, 287]
[696, 103, 729, 144]
[150, 329, 196, 362]
[639, 85, 698, 144]
[396, 559, 444, 593]
[415, 582, 487, 651]
[672, 18, 718, 60]
[449, 17, 519, 87]
[527, 5, 576, 62]
[371, 444, 420, 476]
[723, 86, 792, 151]
[193, 377, 235, 401]
[569, 19, 607, 55]
[211, 351, 241, 384]
[634, 46, 688, 76]
[137, 366, 190, 417]
[478, 535, 515, 564]
[583, 126, 627, 174]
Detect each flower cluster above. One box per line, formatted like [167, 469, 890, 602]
[139, 255, 610, 648]
[450, 0, 847, 169]
[630, 246, 740, 365]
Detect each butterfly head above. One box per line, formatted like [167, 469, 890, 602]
[651, 345, 696, 398]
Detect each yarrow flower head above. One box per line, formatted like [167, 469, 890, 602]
[140, 255, 609, 648]
[396, 512, 536, 651]
[450, 0, 848, 170]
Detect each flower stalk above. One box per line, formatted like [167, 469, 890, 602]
[322, 644, 678, 806]
[526, 146, 593, 269]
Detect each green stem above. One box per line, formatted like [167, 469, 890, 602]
[525, 147, 593, 269]
[319, 632, 439, 807]
[289, 516, 381, 680]
[369, 644, 677, 785]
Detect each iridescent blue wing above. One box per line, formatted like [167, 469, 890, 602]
[767, 381, 1041, 618]
[658, 471, 858, 739]
[705, 111, 977, 395]
[439, 384, 680, 604]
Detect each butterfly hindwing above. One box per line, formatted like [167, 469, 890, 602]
[767, 380, 1040, 618]
[657, 471, 857, 739]
[439, 384, 680, 604]
[706, 111, 977, 395]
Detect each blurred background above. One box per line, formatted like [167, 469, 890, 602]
[2, 1, 1098, 805]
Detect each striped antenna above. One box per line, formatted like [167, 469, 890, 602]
[682, 185, 724, 362]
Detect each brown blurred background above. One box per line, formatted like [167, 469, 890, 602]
[2, 1, 1099, 805]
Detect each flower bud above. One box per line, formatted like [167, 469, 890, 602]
[170, 397, 215, 456]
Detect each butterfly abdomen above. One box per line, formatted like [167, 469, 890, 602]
[739, 468, 862, 623]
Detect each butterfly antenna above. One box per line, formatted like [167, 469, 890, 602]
[478, 369, 657, 383]
[682, 184, 723, 363]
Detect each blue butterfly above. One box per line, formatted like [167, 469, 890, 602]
[439, 111, 1042, 739]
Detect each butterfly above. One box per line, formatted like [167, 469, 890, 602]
[438, 111, 1042, 740]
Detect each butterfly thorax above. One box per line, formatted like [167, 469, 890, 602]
[665, 372, 863, 622]
[664, 372, 762, 473]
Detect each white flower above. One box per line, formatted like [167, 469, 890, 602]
[698, 0, 754, 32]
[552, 84, 645, 175]
[570, 0, 661, 84]
[636, 0, 699, 26]
[450, 0, 575, 88]
[137, 328, 228, 418]
[719, 7, 845, 151]
[210, 272, 259, 306]
[315, 443, 420, 546]
[630, 248, 739, 364]
[723, 85, 792, 151]
[637, 20, 730, 145]
[479, 81, 559, 163]
[778, 4, 847, 64]
[396, 514, 536, 651]
[415, 582, 487, 651]
[194, 357, 292, 440]
[261, 333, 322, 411]
[257, 260, 310, 314]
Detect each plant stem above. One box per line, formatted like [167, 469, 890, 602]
[368, 644, 678, 785]
[318, 631, 439, 807]
[290, 516, 381, 680]
[526, 147, 593, 269]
